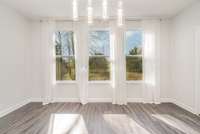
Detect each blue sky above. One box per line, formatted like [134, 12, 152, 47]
[55, 31, 74, 56]
[89, 31, 110, 56]
[125, 30, 142, 55]
[55, 30, 142, 56]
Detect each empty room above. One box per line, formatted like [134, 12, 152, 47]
[0, 0, 200, 133]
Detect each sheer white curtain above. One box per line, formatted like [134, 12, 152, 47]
[142, 20, 161, 104]
[73, 21, 89, 105]
[110, 21, 127, 105]
[40, 20, 56, 105]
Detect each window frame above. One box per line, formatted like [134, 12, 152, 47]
[124, 29, 144, 83]
[54, 30, 77, 83]
[88, 29, 112, 83]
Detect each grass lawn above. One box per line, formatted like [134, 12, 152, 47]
[126, 72, 143, 80]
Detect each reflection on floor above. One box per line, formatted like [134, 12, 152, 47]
[0, 103, 200, 134]
[49, 114, 88, 134]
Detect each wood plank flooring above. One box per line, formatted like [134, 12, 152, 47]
[0, 103, 200, 134]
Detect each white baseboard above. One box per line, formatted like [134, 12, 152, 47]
[53, 98, 80, 102]
[0, 99, 30, 118]
[87, 98, 112, 102]
[30, 98, 44, 102]
[173, 100, 196, 114]
[160, 98, 175, 103]
[159, 98, 196, 114]
[31, 97, 112, 103]
[127, 98, 144, 102]
[31, 98, 170, 103]
[127, 98, 172, 104]
[30, 98, 81, 103]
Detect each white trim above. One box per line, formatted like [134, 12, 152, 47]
[88, 81, 111, 84]
[126, 55, 143, 57]
[88, 55, 110, 57]
[52, 98, 80, 102]
[56, 55, 75, 58]
[160, 98, 175, 103]
[127, 98, 144, 102]
[87, 98, 112, 102]
[174, 100, 196, 114]
[159, 98, 196, 114]
[160, 98, 196, 114]
[56, 81, 77, 84]
[126, 81, 143, 84]
[88, 27, 111, 32]
[0, 99, 30, 118]
[142, 100, 154, 104]
[30, 98, 44, 102]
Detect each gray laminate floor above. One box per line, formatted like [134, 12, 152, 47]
[0, 103, 200, 134]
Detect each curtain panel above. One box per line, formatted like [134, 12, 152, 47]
[142, 20, 161, 104]
[41, 20, 56, 105]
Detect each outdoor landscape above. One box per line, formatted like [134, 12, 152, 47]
[55, 30, 143, 81]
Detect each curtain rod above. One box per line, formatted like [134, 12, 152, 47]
[40, 16, 167, 22]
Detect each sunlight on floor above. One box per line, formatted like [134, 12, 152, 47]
[48, 114, 88, 134]
[46, 113, 199, 134]
[103, 114, 151, 134]
[152, 114, 199, 134]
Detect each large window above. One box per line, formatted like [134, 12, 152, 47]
[55, 31, 76, 81]
[88, 31, 110, 81]
[125, 30, 143, 81]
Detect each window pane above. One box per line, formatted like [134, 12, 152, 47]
[125, 30, 142, 55]
[55, 31, 75, 56]
[89, 57, 110, 80]
[126, 56, 143, 80]
[89, 31, 110, 56]
[56, 57, 76, 80]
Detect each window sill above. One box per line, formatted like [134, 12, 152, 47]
[126, 81, 144, 84]
[55, 81, 143, 84]
[56, 81, 77, 84]
[88, 81, 111, 84]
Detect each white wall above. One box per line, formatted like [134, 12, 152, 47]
[30, 20, 171, 102]
[171, 1, 200, 112]
[0, 3, 31, 113]
[160, 20, 172, 100]
[30, 21, 44, 100]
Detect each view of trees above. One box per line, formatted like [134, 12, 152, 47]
[89, 57, 110, 80]
[55, 30, 143, 81]
[89, 31, 110, 56]
[126, 31, 143, 80]
[126, 56, 143, 80]
[89, 31, 110, 80]
[129, 47, 142, 55]
[55, 31, 75, 80]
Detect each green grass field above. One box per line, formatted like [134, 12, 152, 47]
[56, 56, 143, 81]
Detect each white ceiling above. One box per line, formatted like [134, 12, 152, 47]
[0, 0, 197, 20]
